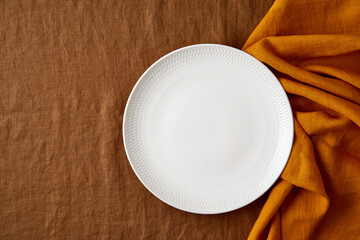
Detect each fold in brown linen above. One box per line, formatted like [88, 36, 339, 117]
[0, 0, 274, 239]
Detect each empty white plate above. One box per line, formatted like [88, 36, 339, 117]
[123, 44, 293, 214]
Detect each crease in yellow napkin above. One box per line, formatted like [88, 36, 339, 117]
[243, 0, 360, 239]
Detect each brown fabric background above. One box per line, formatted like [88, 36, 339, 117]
[0, 0, 274, 239]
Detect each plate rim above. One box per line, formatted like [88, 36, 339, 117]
[122, 43, 294, 214]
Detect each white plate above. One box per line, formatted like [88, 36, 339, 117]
[123, 44, 293, 214]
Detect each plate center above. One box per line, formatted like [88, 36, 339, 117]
[151, 72, 262, 183]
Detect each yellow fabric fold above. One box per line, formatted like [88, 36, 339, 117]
[243, 0, 360, 239]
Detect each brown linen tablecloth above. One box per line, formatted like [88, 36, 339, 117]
[0, 0, 274, 239]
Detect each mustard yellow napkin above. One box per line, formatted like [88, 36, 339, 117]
[243, 0, 360, 239]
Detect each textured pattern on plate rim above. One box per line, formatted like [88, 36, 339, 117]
[123, 44, 294, 214]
